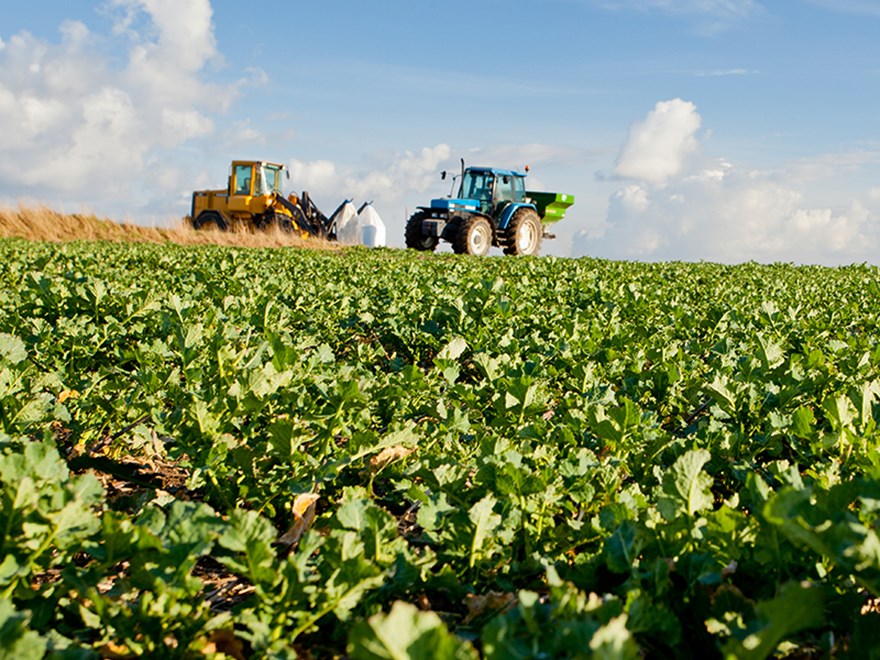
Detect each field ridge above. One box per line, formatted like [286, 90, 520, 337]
[0, 205, 332, 249]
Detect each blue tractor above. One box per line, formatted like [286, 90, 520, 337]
[405, 163, 574, 256]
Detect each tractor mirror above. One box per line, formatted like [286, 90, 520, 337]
[441, 171, 447, 180]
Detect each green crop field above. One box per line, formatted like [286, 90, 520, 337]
[3, 237, 880, 658]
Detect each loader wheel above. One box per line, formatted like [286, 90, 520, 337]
[193, 210, 228, 231]
[269, 212, 294, 232]
[504, 208, 542, 256]
[454, 215, 493, 256]
[405, 211, 438, 251]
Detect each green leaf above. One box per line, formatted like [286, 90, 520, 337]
[822, 395, 857, 432]
[723, 582, 824, 660]
[706, 377, 736, 415]
[348, 601, 478, 660]
[657, 449, 714, 520]
[0, 334, 26, 365]
[791, 406, 816, 439]
[0, 598, 45, 660]
[757, 334, 785, 369]
[217, 508, 278, 586]
[468, 494, 501, 569]
[604, 520, 640, 574]
[416, 493, 455, 532]
[589, 614, 639, 660]
[437, 337, 467, 362]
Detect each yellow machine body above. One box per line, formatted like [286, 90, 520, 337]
[191, 161, 300, 229]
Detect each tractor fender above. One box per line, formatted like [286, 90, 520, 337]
[497, 202, 538, 230]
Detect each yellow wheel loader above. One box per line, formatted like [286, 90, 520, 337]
[189, 160, 345, 239]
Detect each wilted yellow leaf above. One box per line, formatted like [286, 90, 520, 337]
[201, 629, 246, 659]
[99, 641, 136, 659]
[369, 446, 414, 472]
[278, 493, 319, 547]
[461, 591, 517, 624]
[58, 389, 80, 403]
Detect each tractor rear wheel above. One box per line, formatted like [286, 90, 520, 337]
[405, 211, 438, 251]
[192, 210, 228, 231]
[504, 208, 542, 256]
[454, 215, 493, 256]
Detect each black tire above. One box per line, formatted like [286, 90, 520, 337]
[268, 212, 295, 233]
[453, 215, 493, 256]
[503, 207, 542, 256]
[192, 210, 228, 231]
[405, 211, 438, 251]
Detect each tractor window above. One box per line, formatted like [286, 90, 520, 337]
[234, 165, 252, 195]
[513, 175, 526, 202]
[461, 171, 494, 204]
[496, 175, 515, 203]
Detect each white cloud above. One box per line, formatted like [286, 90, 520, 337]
[574, 98, 880, 264]
[288, 144, 452, 204]
[285, 145, 455, 246]
[613, 99, 702, 185]
[287, 159, 340, 196]
[612, 184, 651, 213]
[0, 1, 230, 210]
[386, 144, 452, 195]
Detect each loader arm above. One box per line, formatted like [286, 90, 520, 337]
[274, 193, 329, 238]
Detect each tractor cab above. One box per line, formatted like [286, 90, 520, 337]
[458, 167, 527, 215]
[228, 161, 287, 198]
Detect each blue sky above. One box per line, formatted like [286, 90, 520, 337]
[2, 1, 880, 263]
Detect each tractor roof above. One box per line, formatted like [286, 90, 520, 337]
[466, 166, 527, 178]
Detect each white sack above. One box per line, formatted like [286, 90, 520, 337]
[334, 202, 360, 245]
[358, 204, 386, 248]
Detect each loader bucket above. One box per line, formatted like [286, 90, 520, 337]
[527, 191, 575, 226]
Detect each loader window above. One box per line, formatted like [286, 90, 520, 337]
[261, 165, 283, 195]
[234, 165, 252, 195]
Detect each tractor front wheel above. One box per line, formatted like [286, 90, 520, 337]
[405, 212, 438, 251]
[504, 208, 542, 256]
[192, 211, 228, 231]
[454, 215, 493, 256]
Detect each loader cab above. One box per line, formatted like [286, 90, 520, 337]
[459, 167, 527, 215]
[229, 161, 286, 197]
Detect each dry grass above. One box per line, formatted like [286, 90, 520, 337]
[0, 205, 337, 250]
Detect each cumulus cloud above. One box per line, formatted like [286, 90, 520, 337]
[287, 159, 340, 195]
[0, 1, 228, 210]
[577, 99, 880, 265]
[613, 99, 701, 185]
[288, 144, 452, 204]
[286, 145, 454, 246]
